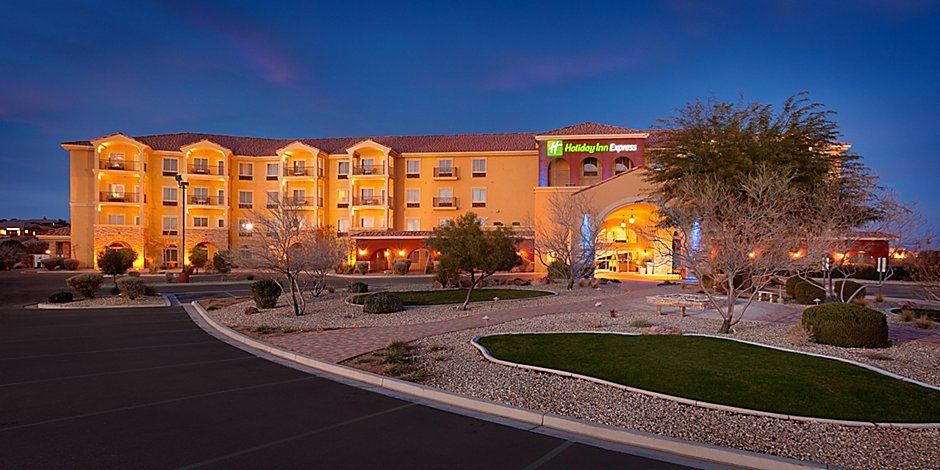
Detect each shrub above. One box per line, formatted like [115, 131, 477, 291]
[212, 251, 233, 273]
[41, 257, 63, 270]
[334, 262, 354, 274]
[142, 284, 157, 296]
[62, 258, 79, 270]
[110, 286, 120, 295]
[629, 319, 653, 328]
[127, 271, 141, 277]
[834, 280, 867, 302]
[116, 277, 147, 299]
[794, 280, 825, 305]
[785, 276, 803, 297]
[47, 291, 73, 303]
[392, 258, 411, 275]
[97, 248, 137, 276]
[347, 281, 369, 294]
[434, 259, 459, 288]
[898, 309, 917, 322]
[251, 279, 282, 308]
[802, 303, 889, 348]
[915, 315, 934, 329]
[363, 292, 404, 314]
[354, 261, 370, 275]
[190, 246, 208, 271]
[66, 273, 104, 298]
[547, 260, 568, 279]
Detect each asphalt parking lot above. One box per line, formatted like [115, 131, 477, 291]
[0, 271, 703, 469]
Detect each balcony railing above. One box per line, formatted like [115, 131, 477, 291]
[432, 197, 457, 208]
[281, 196, 324, 207]
[352, 164, 392, 176]
[99, 192, 141, 203]
[283, 167, 323, 177]
[352, 195, 392, 207]
[189, 195, 224, 206]
[99, 159, 143, 171]
[433, 167, 458, 178]
[188, 165, 225, 176]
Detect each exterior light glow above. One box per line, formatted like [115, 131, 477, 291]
[358, 248, 367, 255]
[748, 251, 757, 259]
[398, 249, 406, 256]
[244, 222, 254, 231]
[628, 213, 635, 224]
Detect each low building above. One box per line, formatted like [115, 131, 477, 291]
[61, 122, 679, 277]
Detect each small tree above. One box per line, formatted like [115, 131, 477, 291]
[213, 250, 233, 275]
[97, 248, 137, 277]
[426, 212, 520, 310]
[534, 192, 606, 289]
[189, 245, 208, 272]
[304, 227, 350, 297]
[0, 240, 27, 270]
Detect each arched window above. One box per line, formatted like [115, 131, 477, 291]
[582, 158, 599, 177]
[614, 157, 633, 174]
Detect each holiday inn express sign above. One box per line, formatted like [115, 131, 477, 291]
[546, 139, 638, 157]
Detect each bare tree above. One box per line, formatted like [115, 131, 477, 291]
[649, 168, 805, 333]
[305, 227, 352, 297]
[908, 234, 940, 303]
[534, 192, 607, 289]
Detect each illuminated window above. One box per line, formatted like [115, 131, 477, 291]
[162, 187, 178, 206]
[162, 217, 179, 236]
[406, 218, 420, 231]
[614, 157, 633, 174]
[266, 191, 279, 208]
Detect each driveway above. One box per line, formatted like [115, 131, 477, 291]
[0, 271, 702, 468]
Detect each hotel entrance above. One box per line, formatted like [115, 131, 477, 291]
[594, 203, 678, 280]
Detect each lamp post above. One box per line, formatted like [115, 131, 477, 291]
[175, 174, 189, 277]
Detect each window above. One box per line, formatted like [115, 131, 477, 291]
[193, 158, 209, 174]
[107, 152, 125, 169]
[217, 189, 225, 206]
[217, 218, 225, 228]
[360, 187, 376, 205]
[163, 246, 179, 267]
[435, 188, 454, 208]
[406, 218, 420, 231]
[266, 163, 279, 180]
[406, 159, 420, 177]
[492, 221, 504, 227]
[511, 221, 521, 227]
[292, 160, 306, 176]
[337, 161, 350, 179]
[582, 157, 599, 177]
[438, 218, 452, 227]
[337, 189, 349, 208]
[162, 158, 179, 176]
[108, 214, 125, 225]
[107, 183, 125, 200]
[337, 218, 350, 233]
[134, 216, 141, 226]
[239, 191, 253, 209]
[162, 217, 179, 236]
[359, 217, 375, 228]
[238, 219, 253, 236]
[217, 160, 225, 176]
[472, 188, 487, 207]
[238, 163, 253, 180]
[292, 189, 306, 205]
[472, 158, 487, 177]
[614, 157, 633, 174]
[266, 191, 279, 208]
[192, 187, 209, 204]
[193, 216, 209, 227]
[162, 187, 178, 206]
[360, 158, 375, 175]
[435, 159, 454, 178]
[406, 189, 420, 208]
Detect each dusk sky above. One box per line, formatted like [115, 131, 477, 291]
[1, 1, 938, 228]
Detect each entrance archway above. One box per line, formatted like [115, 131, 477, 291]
[371, 249, 390, 272]
[595, 203, 676, 279]
[408, 248, 431, 273]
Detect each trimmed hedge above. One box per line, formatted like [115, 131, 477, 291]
[785, 276, 803, 297]
[347, 281, 369, 294]
[62, 258, 79, 270]
[834, 280, 867, 301]
[392, 259, 411, 275]
[794, 280, 825, 305]
[47, 291, 73, 303]
[66, 273, 104, 298]
[362, 292, 404, 314]
[251, 279, 282, 309]
[802, 303, 889, 348]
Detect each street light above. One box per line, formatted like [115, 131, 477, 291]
[175, 174, 189, 268]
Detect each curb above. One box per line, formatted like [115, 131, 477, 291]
[36, 294, 173, 310]
[471, 331, 940, 428]
[189, 300, 823, 469]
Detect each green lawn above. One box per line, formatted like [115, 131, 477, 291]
[897, 308, 940, 320]
[351, 288, 551, 306]
[477, 333, 940, 423]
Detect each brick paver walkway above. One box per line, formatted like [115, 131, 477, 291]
[267, 282, 667, 362]
[264, 283, 940, 363]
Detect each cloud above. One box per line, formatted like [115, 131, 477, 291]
[486, 48, 647, 91]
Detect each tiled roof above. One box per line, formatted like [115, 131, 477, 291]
[42, 226, 71, 236]
[63, 123, 669, 156]
[351, 228, 534, 239]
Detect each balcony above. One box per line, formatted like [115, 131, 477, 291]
[188, 195, 225, 206]
[282, 196, 323, 207]
[283, 167, 323, 178]
[99, 159, 143, 171]
[432, 197, 457, 209]
[352, 195, 392, 207]
[99, 192, 142, 203]
[187, 165, 225, 177]
[352, 164, 392, 177]
[433, 167, 458, 180]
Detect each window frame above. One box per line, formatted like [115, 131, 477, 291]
[405, 159, 420, 178]
[162, 158, 179, 176]
[238, 162, 254, 181]
[162, 186, 179, 206]
[472, 158, 487, 177]
[238, 190, 254, 209]
[162, 216, 179, 236]
[471, 187, 487, 207]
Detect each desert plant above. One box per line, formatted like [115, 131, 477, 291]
[787, 324, 815, 345]
[326, 286, 335, 294]
[629, 319, 653, 328]
[874, 293, 885, 303]
[363, 292, 404, 314]
[41, 257, 63, 270]
[116, 277, 147, 299]
[915, 315, 934, 329]
[347, 281, 368, 294]
[392, 258, 411, 275]
[433, 259, 459, 288]
[66, 273, 104, 298]
[212, 251, 233, 273]
[142, 284, 157, 296]
[802, 303, 889, 348]
[794, 280, 826, 305]
[62, 258, 79, 270]
[97, 248, 137, 277]
[354, 261, 370, 275]
[898, 309, 917, 322]
[251, 279, 282, 309]
[47, 291, 73, 303]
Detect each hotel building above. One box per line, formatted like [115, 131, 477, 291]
[61, 122, 676, 277]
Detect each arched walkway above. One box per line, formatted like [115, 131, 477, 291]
[407, 248, 431, 273]
[595, 203, 678, 280]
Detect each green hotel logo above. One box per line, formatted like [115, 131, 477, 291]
[547, 140, 564, 157]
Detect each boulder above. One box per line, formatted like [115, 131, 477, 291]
[243, 306, 259, 315]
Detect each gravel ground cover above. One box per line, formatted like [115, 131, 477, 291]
[207, 285, 610, 330]
[349, 288, 553, 305]
[45, 295, 166, 308]
[389, 310, 940, 470]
